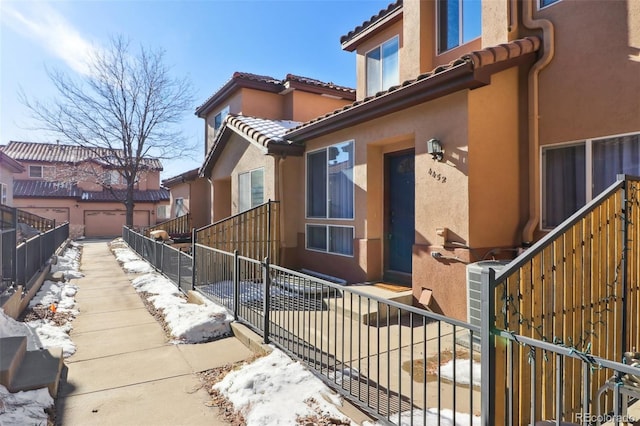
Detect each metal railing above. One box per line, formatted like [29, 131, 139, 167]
[123, 226, 193, 294]
[15, 222, 69, 291]
[145, 213, 192, 239]
[193, 243, 481, 425]
[17, 209, 55, 232]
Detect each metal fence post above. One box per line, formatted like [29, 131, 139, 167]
[262, 256, 270, 344]
[481, 267, 496, 426]
[191, 228, 197, 290]
[177, 249, 182, 290]
[233, 250, 239, 321]
[11, 207, 17, 284]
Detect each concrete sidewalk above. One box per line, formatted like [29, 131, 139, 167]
[56, 240, 254, 425]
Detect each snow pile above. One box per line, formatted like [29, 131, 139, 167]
[0, 385, 53, 424]
[213, 349, 350, 425]
[51, 242, 83, 280]
[439, 358, 481, 387]
[132, 273, 233, 342]
[29, 280, 78, 315]
[0, 310, 39, 350]
[112, 247, 154, 273]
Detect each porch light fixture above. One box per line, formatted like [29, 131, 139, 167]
[427, 138, 444, 161]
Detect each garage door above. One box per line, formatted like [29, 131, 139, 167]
[21, 207, 69, 225]
[84, 210, 150, 237]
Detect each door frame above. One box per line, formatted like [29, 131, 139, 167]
[383, 148, 415, 286]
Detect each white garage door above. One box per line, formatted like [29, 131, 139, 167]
[84, 210, 149, 237]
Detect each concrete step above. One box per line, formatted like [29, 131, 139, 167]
[326, 285, 413, 325]
[0, 336, 27, 389]
[8, 347, 64, 397]
[1, 336, 64, 397]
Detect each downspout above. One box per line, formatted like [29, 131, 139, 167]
[521, 0, 555, 244]
[275, 155, 286, 265]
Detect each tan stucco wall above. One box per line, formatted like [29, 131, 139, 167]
[209, 134, 275, 216]
[285, 91, 353, 123]
[240, 88, 283, 120]
[535, 0, 640, 145]
[205, 91, 244, 154]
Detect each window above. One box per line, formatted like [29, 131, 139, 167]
[542, 133, 640, 228]
[306, 141, 354, 219]
[28, 165, 55, 179]
[213, 105, 230, 134]
[1, 183, 6, 205]
[437, 0, 481, 53]
[174, 198, 187, 217]
[104, 170, 122, 186]
[540, 0, 560, 8]
[239, 168, 264, 212]
[366, 37, 399, 97]
[157, 205, 169, 220]
[306, 224, 354, 256]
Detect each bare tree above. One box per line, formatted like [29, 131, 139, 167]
[22, 36, 194, 226]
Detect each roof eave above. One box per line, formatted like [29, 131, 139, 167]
[283, 80, 356, 101]
[195, 79, 284, 118]
[267, 142, 305, 157]
[341, 7, 403, 52]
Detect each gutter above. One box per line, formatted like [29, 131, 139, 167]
[521, 0, 555, 244]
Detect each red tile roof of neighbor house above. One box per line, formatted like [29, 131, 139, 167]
[340, 0, 403, 50]
[199, 115, 304, 176]
[286, 36, 542, 141]
[195, 72, 355, 117]
[13, 179, 169, 202]
[1, 141, 163, 170]
[162, 168, 200, 188]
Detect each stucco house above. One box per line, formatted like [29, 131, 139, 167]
[1, 141, 170, 238]
[195, 0, 639, 321]
[0, 151, 25, 207]
[161, 168, 210, 230]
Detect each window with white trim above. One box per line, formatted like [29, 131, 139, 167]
[1, 183, 7, 205]
[437, 0, 481, 53]
[366, 37, 399, 97]
[239, 168, 264, 212]
[104, 170, 122, 186]
[540, 0, 561, 8]
[28, 165, 55, 179]
[306, 224, 354, 256]
[542, 132, 640, 228]
[213, 105, 230, 134]
[306, 141, 354, 219]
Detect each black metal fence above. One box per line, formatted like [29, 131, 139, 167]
[123, 226, 193, 293]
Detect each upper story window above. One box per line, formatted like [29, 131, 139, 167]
[104, 170, 122, 186]
[540, 0, 561, 8]
[1, 183, 7, 205]
[29, 165, 55, 179]
[437, 0, 482, 53]
[307, 141, 354, 219]
[542, 132, 640, 228]
[239, 168, 264, 212]
[366, 37, 399, 97]
[213, 105, 230, 134]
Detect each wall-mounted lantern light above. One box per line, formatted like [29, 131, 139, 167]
[427, 138, 444, 161]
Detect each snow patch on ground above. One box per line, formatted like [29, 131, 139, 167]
[112, 247, 154, 273]
[213, 348, 351, 425]
[0, 385, 53, 424]
[439, 358, 482, 387]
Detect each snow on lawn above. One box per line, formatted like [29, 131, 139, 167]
[131, 273, 233, 343]
[0, 385, 53, 425]
[214, 348, 352, 425]
[112, 247, 154, 273]
[439, 358, 481, 387]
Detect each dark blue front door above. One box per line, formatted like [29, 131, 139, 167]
[386, 152, 415, 276]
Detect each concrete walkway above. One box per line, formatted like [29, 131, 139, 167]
[56, 240, 253, 425]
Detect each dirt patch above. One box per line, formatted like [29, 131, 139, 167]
[402, 349, 478, 383]
[19, 305, 75, 327]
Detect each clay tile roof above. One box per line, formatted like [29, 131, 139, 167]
[228, 115, 301, 148]
[231, 71, 282, 85]
[1, 141, 163, 170]
[14, 180, 81, 198]
[340, 0, 403, 48]
[285, 74, 356, 98]
[286, 37, 541, 140]
[162, 168, 200, 188]
[13, 179, 170, 202]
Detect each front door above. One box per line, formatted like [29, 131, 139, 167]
[385, 151, 415, 284]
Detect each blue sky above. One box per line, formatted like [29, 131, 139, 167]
[0, 0, 391, 179]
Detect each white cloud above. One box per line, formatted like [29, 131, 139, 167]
[0, 1, 97, 75]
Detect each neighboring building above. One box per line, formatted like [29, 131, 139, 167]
[0, 151, 25, 207]
[1, 141, 170, 238]
[196, 73, 355, 244]
[161, 168, 211, 229]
